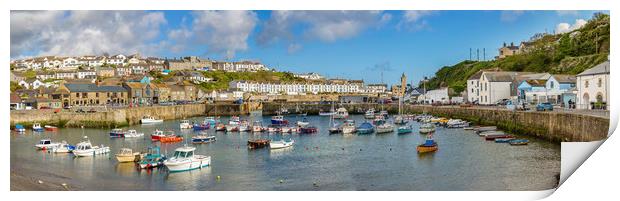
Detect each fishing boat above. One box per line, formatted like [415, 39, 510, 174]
[270, 139, 295, 149]
[509, 139, 529, 146]
[248, 139, 270, 149]
[109, 128, 126, 138]
[205, 117, 217, 127]
[164, 146, 211, 172]
[296, 117, 310, 126]
[419, 123, 436, 134]
[394, 98, 408, 125]
[160, 131, 183, 143]
[141, 116, 163, 124]
[115, 148, 141, 163]
[364, 108, 376, 119]
[356, 122, 375, 134]
[225, 124, 239, 132]
[44, 125, 58, 132]
[239, 121, 252, 132]
[179, 119, 193, 129]
[494, 137, 516, 143]
[32, 123, 44, 132]
[333, 107, 349, 119]
[252, 121, 265, 132]
[215, 122, 226, 131]
[192, 135, 217, 144]
[125, 130, 144, 138]
[14, 124, 26, 132]
[34, 139, 61, 150]
[397, 124, 413, 134]
[139, 146, 166, 169]
[151, 130, 165, 141]
[73, 136, 110, 157]
[417, 134, 438, 153]
[375, 122, 394, 134]
[51, 141, 75, 153]
[271, 115, 288, 125]
[342, 120, 357, 134]
[299, 126, 318, 134]
[281, 126, 293, 133]
[485, 134, 514, 141]
[193, 123, 210, 131]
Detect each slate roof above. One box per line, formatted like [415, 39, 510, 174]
[553, 74, 577, 83]
[64, 83, 127, 92]
[577, 61, 610, 76]
[467, 70, 484, 80]
[525, 79, 547, 87]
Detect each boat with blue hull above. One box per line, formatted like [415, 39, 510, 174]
[192, 135, 216, 144]
[397, 125, 413, 134]
[109, 129, 126, 138]
[193, 123, 210, 131]
[271, 115, 289, 125]
[356, 122, 375, 134]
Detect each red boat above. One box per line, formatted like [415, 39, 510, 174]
[160, 133, 183, 143]
[151, 130, 165, 141]
[44, 125, 58, 132]
[485, 134, 514, 141]
[299, 126, 318, 134]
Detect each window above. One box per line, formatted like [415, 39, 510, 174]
[96, 93, 99, 97]
[598, 78, 602, 87]
[550, 81, 554, 89]
[585, 81, 589, 88]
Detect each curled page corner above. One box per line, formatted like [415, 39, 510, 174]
[560, 141, 605, 186]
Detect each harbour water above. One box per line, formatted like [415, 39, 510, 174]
[10, 114, 560, 190]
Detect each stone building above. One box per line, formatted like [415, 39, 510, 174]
[165, 56, 212, 71]
[60, 83, 128, 107]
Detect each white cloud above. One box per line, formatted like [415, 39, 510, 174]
[500, 11, 525, 22]
[10, 11, 167, 58]
[287, 43, 302, 54]
[397, 10, 434, 31]
[556, 19, 587, 34]
[556, 10, 580, 16]
[257, 11, 390, 47]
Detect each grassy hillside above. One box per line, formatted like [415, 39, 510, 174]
[197, 71, 306, 91]
[422, 13, 610, 93]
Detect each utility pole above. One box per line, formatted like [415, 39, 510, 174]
[476, 49, 480, 61]
[483, 48, 486, 61]
[469, 48, 472, 60]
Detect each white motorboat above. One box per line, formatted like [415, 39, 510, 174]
[51, 141, 75, 153]
[164, 146, 211, 172]
[252, 121, 264, 132]
[125, 130, 144, 138]
[141, 116, 163, 124]
[238, 121, 251, 132]
[281, 127, 293, 133]
[419, 123, 436, 134]
[333, 107, 349, 119]
[478, 130, 505, 137]
[73, 136, 110, 157]
[341, 120, 357, 134]
[270, 139, 295, 149]
[180, 119, 193, 129]
[364, 108, 376, 119]
[375, 123, 395, 134]
[296, 118, 310, 126]
[34, 139, 61, 150]
[446, 119, 470, 128]
[116, 148, 141, 163]
[32, 123, 44, 132]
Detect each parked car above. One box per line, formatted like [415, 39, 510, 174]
[536, 102, 554, 111]
[494, 99, 511, 106]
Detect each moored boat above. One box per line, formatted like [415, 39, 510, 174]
[14, 124, 26, 133]
[271, 115, 289, 125]
[474, 126, 497, 133]
[252, 121, 265, 132]
[356, 122, 375, 134]
[417, 135, 438, 153]
[51, 141, 75, 153]
[364, 108, 376, 119]
[193, 123, 210, 131]
[151, 130, 165, 141]
[179, 119, 193, 129]
[296, 118, 310, 126]
[509, 139, 529, 146]
[125, 130, 144, 138]
[494, 137, 516, 143]
[159, 131, 183, 143]
[341, 120, 357, 134]
[192, 135, 216, 144]
[477, 130, 505, 137]
[116, 148, 141, 163]
[333, 107, 349, 119]
[44, 125, 58, 132]
[485, 134, 514, 141]
[419, 123, 436, 134]
[109, 128, 126, 138]
[397, 125, 413, 134]
[446, 119, 469, 128]
[248, 139, 270, 149]
[375, 122, 394, 134]
[299, 126, 318, 134]
[141, 116, 163, 124]
[270, 139, 295, 149]
[164, 146, 211, 172]
[215, 123, 226, 131]
[139, 146, 166, 169]
[32, 123, 44, 132]
[73, 136, 110, 157]
[35, 139, 61, 150]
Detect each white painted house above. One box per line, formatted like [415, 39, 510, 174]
[62, 57, 80, 69]
[422, 88, 450, 104]
[466, 71, 483, 103]
[576, 60, 610, 109]
[477, 71, 524, 105]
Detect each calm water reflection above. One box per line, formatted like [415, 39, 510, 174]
[10, 115, 560, 190]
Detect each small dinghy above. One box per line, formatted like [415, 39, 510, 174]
[116, 148, 141, 163]
[509, 139, 529, 146]
[159, 131, 183, 143]
[192, 135, 216, 144]
[14, 124, 26, 133]
[485, 134, 514, 141]
[397, 125, 413, 134]
[270, 139, 295, 149]
[299, 126, 318, 134]
[179, 119, 193, 129]
[109, 128, 126, 138]
[44, 125, 58, 132]
[417, 134, 438, 153]
[296, 118, 310, 127]
[141, 116, 163, 124]
[419, 123, 436, 134]
[164, 146, 211, 172]
[495, 137, 516, 143]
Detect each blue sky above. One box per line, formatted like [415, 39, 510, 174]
[10, 10, 605, 85]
